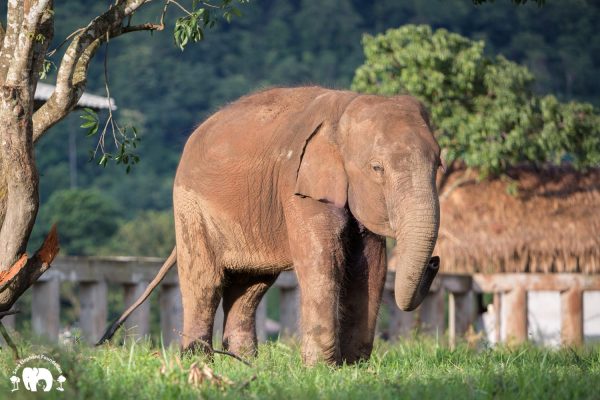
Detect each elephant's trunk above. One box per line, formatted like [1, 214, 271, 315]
[388, 166, 440, 311]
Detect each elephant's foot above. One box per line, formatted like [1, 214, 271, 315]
[301, 332, 341, 366]
[340, 342, 373, 364]
[181, 335, 214, 358]
[222, 332, 257, 358]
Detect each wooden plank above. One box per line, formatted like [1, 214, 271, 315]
[561, 288, 583, 346]
[79, 281, 107, 344]
[123, 282, 150, 338]
[42, 256, 179, 285]
[440, 275, 472, 293]
[502, 287, 528, 344]
[473, 274, 600, 292]
[32, 278, 60, 341]
[159, 284, 183, 347]
[279, 287, 299, 337]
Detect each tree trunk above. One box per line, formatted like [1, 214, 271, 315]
[0, 86, 39, 271]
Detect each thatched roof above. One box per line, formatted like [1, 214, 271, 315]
[434, 166, 600, 274]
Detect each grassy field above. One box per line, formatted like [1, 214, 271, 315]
[0, 336, 598, 399]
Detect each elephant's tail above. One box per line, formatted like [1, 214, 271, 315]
[96, 247, 177, 346]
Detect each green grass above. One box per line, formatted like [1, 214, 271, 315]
[0, 337, 598, 399]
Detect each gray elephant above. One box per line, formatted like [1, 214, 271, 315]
[101, 87, 442, 365]
[22, 367, 53, 392]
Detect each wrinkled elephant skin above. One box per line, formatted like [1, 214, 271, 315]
[174, 87, 442, 365]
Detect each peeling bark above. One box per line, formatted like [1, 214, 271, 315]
[0, 225, 59, 310]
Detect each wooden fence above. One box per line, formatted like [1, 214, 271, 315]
[2, 256, 599, 347]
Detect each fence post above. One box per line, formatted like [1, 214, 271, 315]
[159, 284, 183, 347]
[256, 297, 267, 342]
[2, 313, 16, 330]
[123, 281, 150, 338]
[381, 288, 416, 339]
[79, 281, 108, 344]
[561, 287, 583, 346]
[449, 293, 475, 347]
[279, 287, 299, 337]
[493, 292, 501, 344]
[420, 287, 445, 335]
[502, 286, 527, 344]
[213, 301, 224, 345]
[32, 277, 60, 341]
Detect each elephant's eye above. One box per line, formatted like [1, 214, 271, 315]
[371, 162, 384, 174]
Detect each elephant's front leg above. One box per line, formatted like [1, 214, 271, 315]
[340, 228, 387, 363]
[285, 197, 348, 365]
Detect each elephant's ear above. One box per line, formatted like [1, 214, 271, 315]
[294, 122, 348, 208]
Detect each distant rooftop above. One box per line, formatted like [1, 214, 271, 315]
[35, 82, 117, 111]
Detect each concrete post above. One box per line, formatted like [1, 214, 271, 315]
[279, 287, 299, 337]
[123, 282, 150, 338]
[32, 278, 60, 341]
[79, 281, 108, 344]
[159, 284, 183, 347]
[256, 297, 267, 342]
[420, 288, 445, 336]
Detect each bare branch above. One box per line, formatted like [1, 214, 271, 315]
[439, 172, 477, 201]
[169, 0, 193, 16]
[122, 23, 165, 33]
[46, 28, 84, 58]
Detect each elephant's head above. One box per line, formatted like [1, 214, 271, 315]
[295, 92, 441, 311]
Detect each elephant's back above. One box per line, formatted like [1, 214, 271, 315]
[175, 86, 328, 188]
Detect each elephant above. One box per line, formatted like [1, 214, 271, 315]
[22, 367, 53, 392]
[100, 86, 442, 365]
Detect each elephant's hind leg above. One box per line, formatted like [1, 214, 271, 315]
[222, 272, 278, 356]
[174, 190, 224, 355]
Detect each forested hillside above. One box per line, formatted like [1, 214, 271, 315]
[16, 0, 600, 255]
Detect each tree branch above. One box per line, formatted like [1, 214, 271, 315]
[5, 0, 52, 86]
[0, 1, 54, 268]
[29, 1, 54, 89]
[0, 0, 25, 85]
[0, 224, 59, 309]
[32, 0, 156, 142]
[122, 23, 165, 33]
[0, 23, 5, 48]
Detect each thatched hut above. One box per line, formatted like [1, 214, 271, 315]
[419, 166, 600, 345]
[435, 166, 600, 275]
